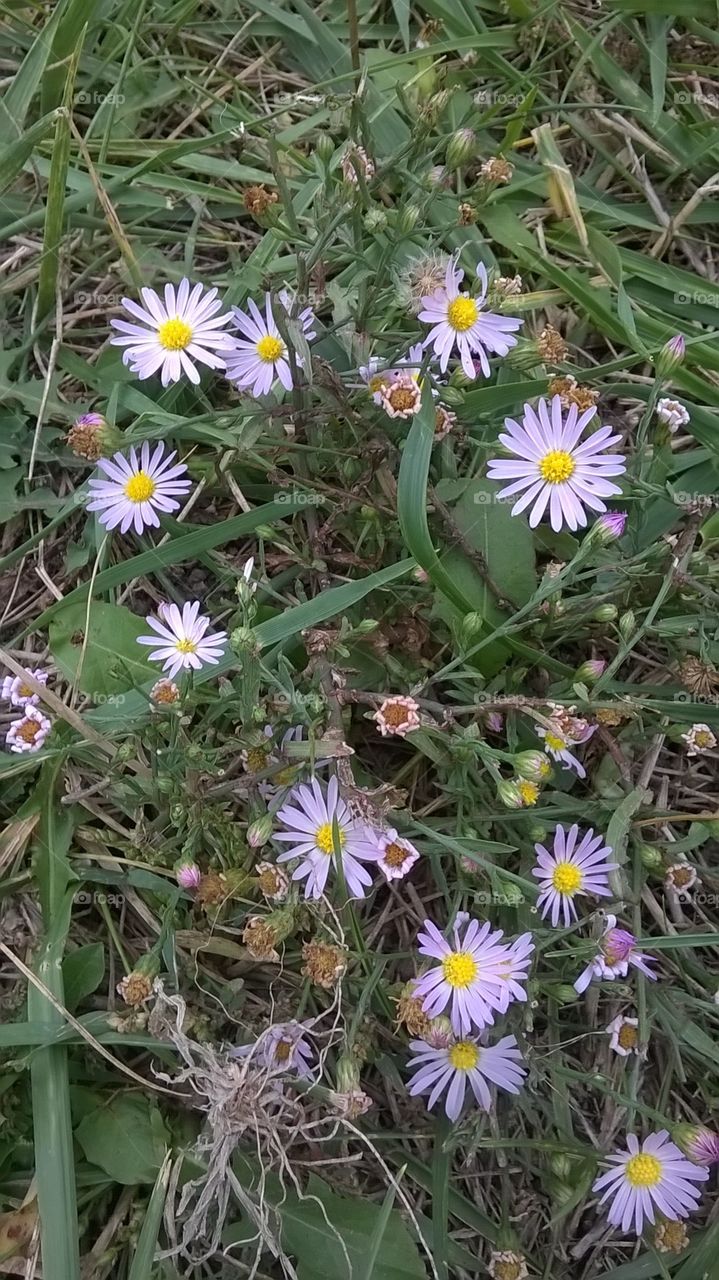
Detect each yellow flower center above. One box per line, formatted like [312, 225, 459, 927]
[123, 471, 156, 503]
[617, 1023, 638, 1051]
[626, 1153, 662, 1188]
[539, 449, 575, 484]
[368, 373, 388, 394]
[157, 317, 193, 350]
[545, 731, 566, 752]
[388, 386, 418, 412]
[551, 862, 583, 895]
[245, 745, 270, 772]
[175, 638, 197, 654]
[446, 296, 479, 332]
[694, 730, 713, 748]
[448, 1040, 480, 1070]
[274, 1039, 292, 1062]
[519, 780, 539, 806]
[256, 334, 284, 363]
[18, 683, 33, 697]
[442, 951, 478, 988]
[316, 822, 345, 856]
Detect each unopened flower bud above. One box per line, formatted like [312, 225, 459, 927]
[513, 750, 550, 781]
[397, 204, 420, 235]
[619, 610, 635, 641]
[461, 612, 485, 642]
[176, 860, 201, 890]
[574, 659, 606, 685]
[656, 333, 686, 379]
[637, 843, 663, 871]
[446, 127, 476, 168]
[316, 134, 335, 163]
[497, 779, 524, 809]
[247, 813, 273, 848]
[593, 604, 618, 623]
[364, 208, 388, 233]
[673, 1123, 719, 1165]
[590, 511, 628, 545]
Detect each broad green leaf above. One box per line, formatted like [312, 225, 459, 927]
[446, 475, 537, 608]
[61, 944, 105, 1012]
[48, 600, 156, 697]
[75, 1095, 169, 1185]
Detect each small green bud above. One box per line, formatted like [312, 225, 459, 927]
[527, 823, 548, 842]
[550, 1152, 573, 1179]
[637, 843, 663, 871]
[316, 134, 335, 163]
[593, 604, 618, 623]
[364, 208, 388, 233]
[439, 383, 465, 407]
[231, 625, 260, 656]
[461, 612, 485, 642]
[446, 127, 476, 168]
[574, 659, 606, 685]
[513, 750, 551, 781]
[497, 779, 524, 809]
[336, 1051, 362, 1093]
[397, 204, 421, 235]
[619, 610, 636, 641]
[247, 814, 274, 848]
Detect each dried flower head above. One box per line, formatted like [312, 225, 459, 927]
[117, 971, 153, 1006]
[255, 862, 290, 902]
[493, 274, 524, 298]
[480, 156, 513, 184]
[536, 325, 568, 363]
[395, 982, 433, 1039]
[678, 656, 719, 697]
[328, 1088, 373, 1118]
[394, 250, 451, 314]
[242, 916, 282, 961]
[458, 201, 477, 225]
[548, 375, 599, 411]
[606, 1014, 640, 1056]
[374, 695, 421, 737]
[301, 939, 348, 989]
[682, 723, 717, 756]
[67, 412, 109, 461]
[150, 677, 180, 706]
[243, 184, 279, 217]
[665, 862, 700, 900]
[487, 1252, 529, 1280]
[379, 372, 422, 420]
[1, 667, 48, 708]
[341, 145, 375, 184]
[656, 397, 690, 432]
[196, 871, 229, 908]
[434, 404, 457, 440]
[6, 706, 52, 754]
[654, 1218, 689, 1254]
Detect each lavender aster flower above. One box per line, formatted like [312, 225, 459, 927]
[1, 667, 48, 708]
[593, 1131, 708, 1236]
[86, 442, 192, 535]
[533, 823, 617, 927]
[487, 396, 626, 532]
[419, 256, 522, 379]
[231, 1020, 315, 1078]
[137, 601, 227, 678]
[225, 293, 314, 397]
[110, 280, 234, 385]
[536, 718, 595, 778]
[406, 1033, 526, 1121]
[574, 914, 658, 994]
[373, 829, 420, 881]
[273, 777, 378, 900]
[413, 915, 534, 1035]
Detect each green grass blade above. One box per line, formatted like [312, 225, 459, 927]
[128, 1152, 172, 1280]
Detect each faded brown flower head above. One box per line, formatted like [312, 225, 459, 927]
[243, 184, 279, 218]
[302, 939, 348, 989]
[256, 862, 289, 902]
[458, 200, 477, 225]
[67, 416, 106, 462]
[150, 678, 180, 706]
[665, 861, 699, 899]
[537, 325, 568, 364]
[374, 695, 421, 737]
[328, 1088, 373, 1119]
[341, 145, 375, 185]
[107, 1010, 149, 1033]
[595, 706, 627, 727]
[654, 1218, 689, 1254]
[243, 916, 281, 962]
[493, 273, 524, 297]
[480, 156, 513, 184]
[435, 405, 457, 440]
[395, 983, 432, 1038]
[117, 971, 153, 1007]
[487, 1252, 529, 1280]
[380, 373, 422, 420]
[678, 656, 719, 697]
[548, 374, 598, 411]
[196, 871, 229, 909]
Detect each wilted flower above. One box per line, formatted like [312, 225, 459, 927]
[486, 711, 504, 733]
[302, 939, 348, 989]
[395, 982, 433, 1039]
[654, 1218, 689, 1254]
[487, 1252, 529, 1280]
[110, 280, 234, 385]
[536, 324, 567, 363]
[419, 255, 522, 380]
[255, 862, 290, 902]
[328, 1088, 373, 1118]
[487, 396, 625, 533]
[664, 861, 699, 900]
[117, 957, 157, 1006]
[592, 1131, 708, 1236]
[341, 145, 375, 184]
[67, 412, 115, 461]
[682, 723, 716, 756]
[606, 1014, 640, 1056]
[480, 156, 513, 184]
[548, 375, 598, 411]
[574, 914, 657, 994]
[372, 829, 420, 881]
[533, 824, 616, 927]
[243, 915, 282, 961]
[373, 694, 421, 737]
[243, 184, 279, 217]
[678, 656, 719, 697]
[379, 372, 422, 419]
[434, 404, 457, 439]
[149, 677, 180, 706]
[406, 1033, 526, 1120]
[6, 706, 52, 754]
[232, 1021, 315, 1078]
[394, 250, 451, 314]
[656, 397, 690, 432]
[86, 442, 192, 535]
[1, 668, 48, 708]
